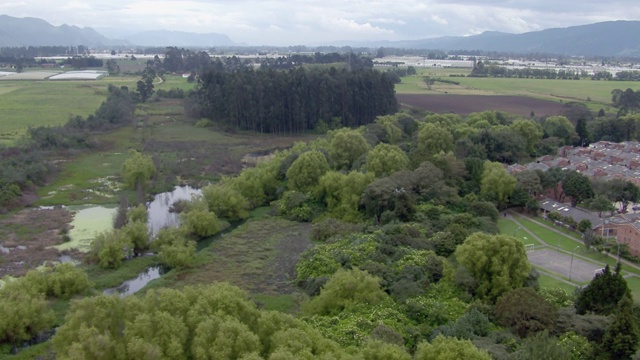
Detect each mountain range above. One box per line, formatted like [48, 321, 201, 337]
[1, 15, 639, 57]
[367, 21, 640, 57]
[0, 15, 235, 48]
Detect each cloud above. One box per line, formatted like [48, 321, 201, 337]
[3, 0, 640, 45]
[331, 18, 394, 34]
[62, 1, 91, 10]
[371, 18, 407, 25]
[431, 15, 448, 25]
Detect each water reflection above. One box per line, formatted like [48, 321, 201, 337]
[103, 266, 163, 298]
[147, 186, 202, 236]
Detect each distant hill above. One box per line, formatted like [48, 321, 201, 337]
[124, 30, 235, 47]
[1, 15, 639, 56]
[368, 21, 640, 57]
[0, 15, 120, 47]
[0, 16, 235, 48]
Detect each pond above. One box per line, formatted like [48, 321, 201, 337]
[103, 266, 164, 298]
[56, 186, 203, 252]
[59, 186, 203, 296]
[147, 185, 201, 236]
[54, 204, 118, 252]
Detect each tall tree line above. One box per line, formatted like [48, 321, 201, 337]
[190, 66, 397, 134]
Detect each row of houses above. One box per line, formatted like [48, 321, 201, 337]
[509, 141, 640, 186]
[512, 141, 640, 255]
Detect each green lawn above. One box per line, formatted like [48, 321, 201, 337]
[513, 215, 640, 276]
[497, 218, 543, 246]
[624, 276, 640, 303]
[538, 273, 578, 294]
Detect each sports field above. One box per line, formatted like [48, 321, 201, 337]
[500, 213, 640, 299]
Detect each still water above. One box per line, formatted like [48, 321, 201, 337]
[102, 266, 164, 298]
[147, 185, 202, 236]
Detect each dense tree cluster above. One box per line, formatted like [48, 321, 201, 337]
[0, 263, 92, 346]
[190, 66, 397, 133]
[259, 52, 374, 70]
[471, 62, 584, 79]
[60, 56, 103, 69]
[611, 88, 640, 115]
[0, 46, 88, 58]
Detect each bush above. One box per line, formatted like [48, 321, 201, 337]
[153, 226, 197, 269]
[414, 335, 491, 360]
[0, 280, 54, 345]
[430, 309, 491, 340]
[158, 240, 196, 269]
[547, 211, 562, 222]
[30, 263, 92, 299]
[494, 287, 557, 338]
[273, 190, 318, 222]
[202, 183, 250, 221]
[302, 268, 387, 316]
[182, 208, 227, 237]
[88, 230, 133, 269]
[310, 218, 362, 242]
[121, 220, 149, 255]
[127, 204, 148, 223]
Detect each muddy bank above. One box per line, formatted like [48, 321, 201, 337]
[0, 207, 78, 277]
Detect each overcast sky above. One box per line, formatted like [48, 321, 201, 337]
[3, 0, 640, 45]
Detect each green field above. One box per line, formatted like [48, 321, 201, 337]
[497, 218, 543, 246]
[538, 273, 577, 293]
[395, 67, 636, 112]
[0, 75, 194, 145]
[0, 78, 134, 144]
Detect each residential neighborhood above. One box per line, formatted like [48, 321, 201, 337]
[511, 141, 640, 255]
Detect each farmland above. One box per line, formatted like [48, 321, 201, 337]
[397, 94, 566, 117]
[0, 75, 193, 145]
[0, 77, 134, 144]
[394, 67, 636, 113]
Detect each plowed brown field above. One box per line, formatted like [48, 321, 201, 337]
[397, 94, 565, 117]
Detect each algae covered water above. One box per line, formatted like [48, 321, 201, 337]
[57, 186, 202, 251]
[55, 204, 118, 252]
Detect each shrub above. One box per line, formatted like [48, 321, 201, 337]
[202, 183, 250, 221]
[0, 279, 54, 345]
[302, 268, 387, 316]
[158, 240, 196, 269]
[494, 287, 557, 338]
[32, 263, 92, 299]
[88, 230, 133, 269]
[182, 208, 227, 237]
[153, 226, 197, 269]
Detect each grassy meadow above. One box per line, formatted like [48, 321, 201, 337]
[0, 74, 194, 145]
